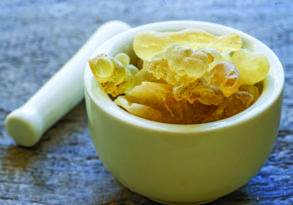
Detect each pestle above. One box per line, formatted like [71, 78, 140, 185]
[5, 21, 131, 147]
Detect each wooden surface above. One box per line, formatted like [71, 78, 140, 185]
[0, 0, 292, 204]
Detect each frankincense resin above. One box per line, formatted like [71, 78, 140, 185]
[89, 29, 269, 124]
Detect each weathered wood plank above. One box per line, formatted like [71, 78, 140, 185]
[0, 0, 292, 204]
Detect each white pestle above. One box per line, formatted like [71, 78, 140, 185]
[5, 21, 131, 147]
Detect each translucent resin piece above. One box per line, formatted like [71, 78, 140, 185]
[115, 82, 217, 124]
[239, 84, 260, 100]
[143, 45, 212, 87]
[115, 82, 171, 122]
[231, 49, 269, 85]
[165, 45, 209, 79]
[208, 33, 242, 52]
[133, 30, 172, 60]
[125, 82, 173, 111]
[115, 96, 162, 122]
[133, 29, 242, 60]
[207, 61, 240, 97]
[89, 53, 138, 97]
[88, 54, 115, 79]
[173, 80, 224, 105]
[204, 84, 258, 122]
[115, 52, 130, 66]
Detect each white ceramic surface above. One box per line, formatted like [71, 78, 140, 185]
[5, 21, 130, 146]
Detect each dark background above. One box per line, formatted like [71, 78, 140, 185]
[0, 0, 292, 204]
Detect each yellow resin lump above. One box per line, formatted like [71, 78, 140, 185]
[133, 29, 242, 60]
[89, 29, 269, 124]
[206, 61, 240, 97]
[231, 49, 269, 85]
[115, 82, 217, 124]
[89, 53, 138, 97]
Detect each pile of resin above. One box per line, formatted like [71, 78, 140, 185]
[88, 29, 269, 124]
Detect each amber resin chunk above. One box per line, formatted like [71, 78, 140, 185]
[89, 53, 139, 97]
[88, 29, 269, 124]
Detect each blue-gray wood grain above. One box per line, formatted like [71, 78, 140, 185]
[0, 0, 292, 204]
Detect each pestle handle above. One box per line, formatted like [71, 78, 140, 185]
[5, 21, 131, 147]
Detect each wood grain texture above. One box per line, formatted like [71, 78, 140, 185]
[0, 0, 292, 204]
